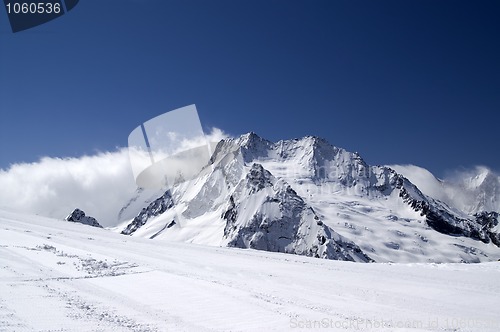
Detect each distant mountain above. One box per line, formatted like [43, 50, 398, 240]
[390, 164, 500, 215]
[117, 133, 500, 263]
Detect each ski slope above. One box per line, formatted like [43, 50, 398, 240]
[1, 209, 500, 331]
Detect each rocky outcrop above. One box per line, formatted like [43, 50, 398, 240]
[121, 191, 174, 235]
[65, 208, 102, 228]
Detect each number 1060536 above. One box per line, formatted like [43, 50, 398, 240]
[5, 2, 61, 14]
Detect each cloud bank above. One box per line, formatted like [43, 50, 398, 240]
[0, 149, 137, 227]
[0, 128, 229, 227]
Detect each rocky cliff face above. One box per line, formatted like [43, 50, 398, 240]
[121, 191, 174, 235]
[221, 163, 373, 262]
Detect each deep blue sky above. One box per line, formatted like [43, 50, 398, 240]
[1, 0, 499, 177]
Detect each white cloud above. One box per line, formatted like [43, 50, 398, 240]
[178, 127, 228, 153]
[0, 128, 231, 227]
[0, 149, 136, 227]
[131, 127, 231, 189]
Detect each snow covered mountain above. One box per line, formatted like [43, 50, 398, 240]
[117, 133, 500, 263]
[390, 164, 500, 216]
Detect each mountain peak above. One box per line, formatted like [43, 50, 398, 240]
[235, 132, 267, 146]
[241, 131, 260, 141]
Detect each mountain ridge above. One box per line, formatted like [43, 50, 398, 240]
[118, 132, 500, 263]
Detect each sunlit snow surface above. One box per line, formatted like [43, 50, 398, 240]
[1, 210, 500, 331]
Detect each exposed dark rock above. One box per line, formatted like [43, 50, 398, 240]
[121, 191, 174, 235]
[65, 209, 102, 228]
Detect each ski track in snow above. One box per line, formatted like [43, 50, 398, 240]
[1, 210, 500, 331]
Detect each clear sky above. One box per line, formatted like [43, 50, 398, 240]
[1, 0, 499, 177]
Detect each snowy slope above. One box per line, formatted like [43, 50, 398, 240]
[118, 133, 500, 263]
[1, 209, 500, 332]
